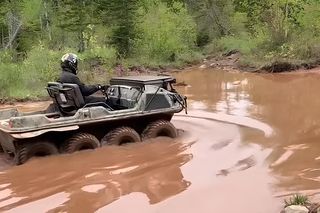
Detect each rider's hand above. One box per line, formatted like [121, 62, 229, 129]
[96, 84, 109, 91]
[102, 85, 110, 90]
[96, 84, 102, 90]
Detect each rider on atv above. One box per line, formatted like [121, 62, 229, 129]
[59, 53, 107, 104]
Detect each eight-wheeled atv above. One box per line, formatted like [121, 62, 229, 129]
[0, 75, 187, 165]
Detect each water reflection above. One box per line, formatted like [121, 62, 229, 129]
[0, 138, 193, 212]
[217, 80, 253, 116]
[175, 69, 320, 199]
[176, 70, 256, 117]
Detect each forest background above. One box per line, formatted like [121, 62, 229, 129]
[0, 0, 319, 99]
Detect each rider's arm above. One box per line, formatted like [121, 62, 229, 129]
[73, 75, 100, 96]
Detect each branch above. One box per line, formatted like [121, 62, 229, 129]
[4, 21, 21, 50]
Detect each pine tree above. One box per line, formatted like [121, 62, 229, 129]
[57, 0, 95, 52]
[94, 0, 140, 57]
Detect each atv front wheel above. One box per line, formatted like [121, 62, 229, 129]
[142, 120, 177, 140]
[101, 127, 141, 146]
[61, 133, 100, 153]
[15, 141, 59, 165]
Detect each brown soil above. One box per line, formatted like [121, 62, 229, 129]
[0, 97, 51, 106]
[192, 50, 320, 73]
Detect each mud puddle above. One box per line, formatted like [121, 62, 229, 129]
[1, 69, 320, 212]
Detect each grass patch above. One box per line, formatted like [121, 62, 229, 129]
[284, 194, 310, 208]
[0, 45, 118, 100]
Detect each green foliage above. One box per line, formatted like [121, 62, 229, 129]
[204, 31, 267, 56]
[133, 2, 197, 64]
[80, 46, 117, 68]
[0, 0, 320, 99]
[22, 45, 61, 82]
[57, 0, 96, 52]
[300, 3, 320, 36]
[234, 0, 308, 44]
[188, 0, 234, 38]
[0, 50, 15, 63]
[0, 45, 61, 99]
[95, 0, 140, 57]
[0, 45, 117, 99]
[0, 63, 22, 98]
[21, 0, 42, 24]
[220, 34, 264, 54]
[284, 194, 310, 207]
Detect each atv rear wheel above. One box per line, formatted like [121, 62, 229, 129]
[101, 127, 141, 146]
[15, 141, 59, 165]
[142, 120, 177, 140]
[61, 133, 100, 154]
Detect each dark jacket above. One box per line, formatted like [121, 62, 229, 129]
[59, 68, 99, 97]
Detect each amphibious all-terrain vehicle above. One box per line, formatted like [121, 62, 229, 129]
[0, 75, 187, 165]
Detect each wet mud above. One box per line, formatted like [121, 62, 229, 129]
[0, 69, 320, 212]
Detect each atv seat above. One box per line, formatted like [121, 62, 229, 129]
[47, 82, 113, 116]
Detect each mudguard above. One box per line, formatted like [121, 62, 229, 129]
[11, 125, 79, 139]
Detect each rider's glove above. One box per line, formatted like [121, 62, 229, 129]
[102, 85, 110, 90]
[97, 84, 109, 91]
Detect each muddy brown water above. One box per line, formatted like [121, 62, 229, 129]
[1, 69, 320, 212]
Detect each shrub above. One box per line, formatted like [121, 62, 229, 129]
[80, 46, 117, 68]
[133, 2, 197, 65]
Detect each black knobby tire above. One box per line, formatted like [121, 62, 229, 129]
[61, 133, 100, 154]
[142, 120, 177, 140]
[15, 141, 59, 165]
[101, 127, 141, 146]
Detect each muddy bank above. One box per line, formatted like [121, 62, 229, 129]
[89, 50, 320, 76]
[0, 101, 52, 112]
[195, 50, 320, 73]
[0, 96, 51, 105]
[91, 49, 320, 74]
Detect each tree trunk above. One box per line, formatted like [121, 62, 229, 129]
[1, 27, 4, 49]
[284, 0, 289, 39]
[78, 30, 85, 53]
[5, 12, 22, 50]
[43, 1, 52, 41]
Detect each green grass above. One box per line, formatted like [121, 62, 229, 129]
[203, 30, 320, 71]
[284, 194, 310, 208]
[0, 45, 119, 101]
